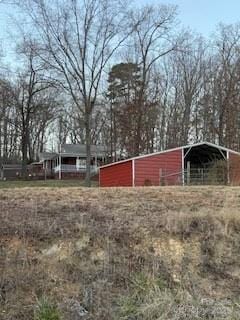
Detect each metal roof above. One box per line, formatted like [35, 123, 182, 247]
[99, 141, 240, 169]
[39, 144, 108, 161]
[39, 152, 58, 162]
[61, 144, 107, 156]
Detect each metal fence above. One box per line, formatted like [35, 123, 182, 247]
[183, 168, 227, 185]
[159, 167, 228, 186]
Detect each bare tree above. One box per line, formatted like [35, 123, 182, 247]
[211, 23, 240, 148]
[0, 78, 19, 162]
[126, 4, 178, 155]
[172, 33, 206, 144]
[18, 0, 134, 186]
[13, 39, 55, 175]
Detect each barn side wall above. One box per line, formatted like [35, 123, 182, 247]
[134, 150, 182, 186]
[99, 160, 133, 187]
[229, 152, 240, 185]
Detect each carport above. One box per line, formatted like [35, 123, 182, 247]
[183, 142, 228, 184]
[99, 141, 240, 187]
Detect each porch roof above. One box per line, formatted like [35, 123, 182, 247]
[39, 144, 108, 161]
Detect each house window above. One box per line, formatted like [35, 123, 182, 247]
[76, 158, 86, 169]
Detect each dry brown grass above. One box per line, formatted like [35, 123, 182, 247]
[1, 186, 240, 319]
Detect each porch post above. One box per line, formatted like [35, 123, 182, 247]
[59, 145, 62, 180]
[44, 160, 47, 181]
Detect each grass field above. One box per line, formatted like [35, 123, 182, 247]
[1, 186, 240, 319]
[0, 179, 98, 188]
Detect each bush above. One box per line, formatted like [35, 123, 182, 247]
[34, 297, 61, 320]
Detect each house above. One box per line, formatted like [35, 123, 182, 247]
[39, 144, 108, 179]
[99, 142, 240, 187]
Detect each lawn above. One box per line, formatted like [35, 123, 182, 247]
[0, 179, 98, 188]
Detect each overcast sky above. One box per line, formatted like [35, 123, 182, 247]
[1, 0, 240, 67]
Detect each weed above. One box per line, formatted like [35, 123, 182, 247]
[34, 297, 61, 320]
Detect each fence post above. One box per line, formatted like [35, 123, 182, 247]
[187, 161, 191, 185]
[159, 168, 163, 186]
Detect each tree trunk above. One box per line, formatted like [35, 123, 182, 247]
[85, 110, 91, 187]
[110, 101, 113, 162]
[21, 130, 28, 178]
[22, 116, 30, 179]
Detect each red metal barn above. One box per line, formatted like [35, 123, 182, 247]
[99, 142, 240, 187]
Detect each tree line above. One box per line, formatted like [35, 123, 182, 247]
[0, 0, 240, 185]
